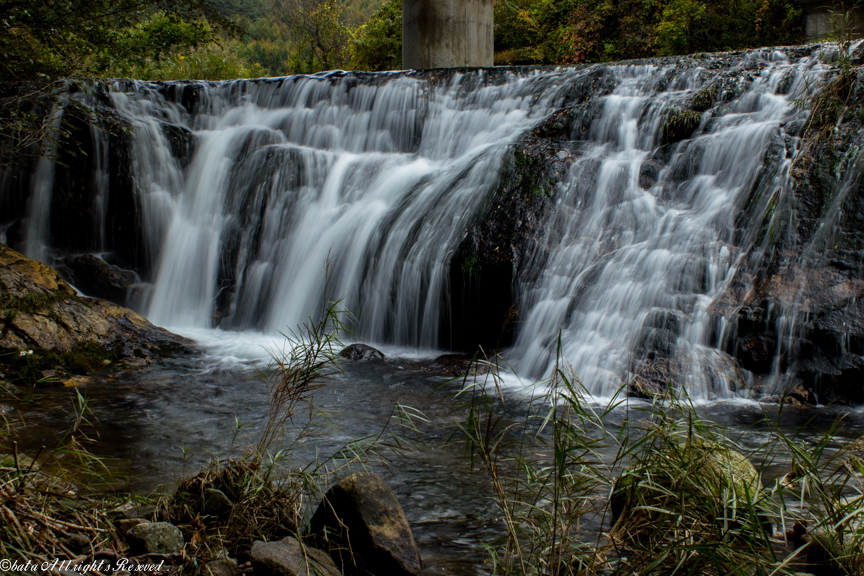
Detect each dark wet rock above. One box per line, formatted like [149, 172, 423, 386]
[628, 359, 675, 399]
[639, 160, 662, 189]
[786, 383, 818, 406]
[339, 344, 385, 362]
[56, 254, 137, 305]
[715, 264, 864, 404]
[126, 522, 184, 555]
[660, 108, 702, 145]
[205, 551, 240, 576]
[446, 95, 577, 354]
[48, 104, 101, 253]
[735, 333, 776, 375]
[161, 122, 196, 168]
[114, 518, 149, 536]
[250, 537, 341, 576]
[708, 76, 864, 404]
[203, 488, 234, 517]
[113, 501, 157, 520]
[0, 244, 192, 360]
[423, 354, 490, 377]
[205, 558, 240, 576]
[310, 472, 422, 576]
[759, 383, 817, 407]
[62, 533, 91, 554]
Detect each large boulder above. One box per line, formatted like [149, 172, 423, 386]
[0, 244, 191, 370]
[611, 443, 762, 524]
[56, 254, 138, 305]
[250, 537, 341, 576]
[608, 441, 768, 573]
[309, 472, 421, 576]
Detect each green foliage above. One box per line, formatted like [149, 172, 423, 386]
[660, 107, 703, 145]
[493, 0, 806, 65]
[0, 289, 63, 317]
[99, 12, 217, 77]
[126, 41, 269, 80]
[0, 0, 238, 81]
[351, 0, 402, 71]
[654, 0, 707, 56]
[461, 255, 483, 278]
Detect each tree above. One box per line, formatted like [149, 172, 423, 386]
[267, 0, 352, 72]
[0, 0, 238, 80]
[0, 0, 239, 166]
[351, 0, 401, 71]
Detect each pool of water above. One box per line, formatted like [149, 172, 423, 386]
[5, 329, 864, 575]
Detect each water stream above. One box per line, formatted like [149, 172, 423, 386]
[11, 334, 864, 574]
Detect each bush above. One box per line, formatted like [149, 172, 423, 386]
[351, 0, 402, 71]
[128, 42, 269, 81]
[493, 0, 806, 66]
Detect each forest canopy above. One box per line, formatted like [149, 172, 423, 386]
[0, 0, 815, 80]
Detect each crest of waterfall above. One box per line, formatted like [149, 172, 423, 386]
[8, 48, 842, 399]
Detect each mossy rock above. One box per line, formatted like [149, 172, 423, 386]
[610, 443, 762, 525]
[660, 108, 703, 145]
[0, 243, 191, 384]
[691, 87, 718, 113]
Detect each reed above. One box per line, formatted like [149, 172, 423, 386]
[457, 342, 864, 576]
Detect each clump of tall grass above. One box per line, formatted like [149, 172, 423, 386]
[457, 342, 864, 576]
[167, 302, 347, 562]
[0, 390, 120, 569]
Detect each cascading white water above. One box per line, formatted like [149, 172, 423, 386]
[23, 105, 65, 263]
[136, 71, 578, 343]
[12, 49, 835, 398]
[511, 53, 822, 397]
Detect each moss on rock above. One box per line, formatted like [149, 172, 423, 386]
[611, 442, 762, 526]
[0, 243, 192, 385]
[660, 108, 703, 145]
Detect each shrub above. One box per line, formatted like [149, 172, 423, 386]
[351, 0, 402, 71]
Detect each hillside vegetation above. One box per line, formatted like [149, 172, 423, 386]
[1, 0, 819, 82]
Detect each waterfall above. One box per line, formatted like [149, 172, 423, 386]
[24, 105, 65, 263]
[5, 48, 838, 398]
[511, 54, 820, 397]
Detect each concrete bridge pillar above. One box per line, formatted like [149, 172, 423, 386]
[795, 0, 864, 39]
[402, 0, 494, 69]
